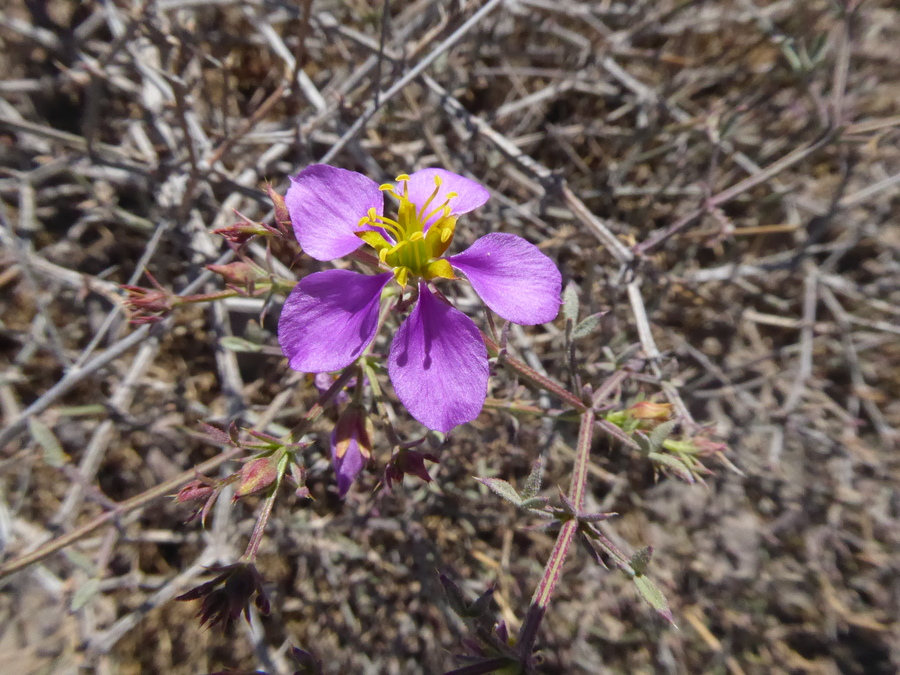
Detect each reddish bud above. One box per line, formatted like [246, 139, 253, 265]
[266, 182, 292, 236]
[175, 475, 224, 525]
[177, 478, 215, 503]
[120, 285, 174, 324]
[206, 261, 266, 287]
[234, 455, 280, 499]
[690, 436, 729, 457]
[628, 401, 673, 421]
[212, 217, 277, 247]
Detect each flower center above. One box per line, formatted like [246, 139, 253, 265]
[356, 174, 458, 287]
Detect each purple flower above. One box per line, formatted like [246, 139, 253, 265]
[278, 165, 561, 432]
[330, 406, 374, 497]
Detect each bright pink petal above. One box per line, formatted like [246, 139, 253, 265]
[287, 164, 383, 261]
[448, 233, 561, 325]
[388, 285, 488, 433]
[405, 168, 490, 228]
[278, 270, 391, 372]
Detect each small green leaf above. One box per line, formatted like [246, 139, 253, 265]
[521, 456, 544, 500]
[648, 452, 695, 484]
[28, 418, 67, 468]
[220, 336, 265, 353]
[562, 282, 580, 324]
[633, 574, 674, 625]
[519, 496, 550, 511]
[572, 312, 607, 339]
[630, 546, 653, 576]
[475, 477, 522, 506]
[635, 432, 653, 456]
[71, 577, 101, 611]
[649, 419, 678, 451]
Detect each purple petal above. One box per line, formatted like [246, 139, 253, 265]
[405, 168, 490, 228]
[388, 285, 488, 433]
[278, 270, 391, 372]
[287, 164, 383, 261]
[448, 233, 562, 325]
[330, 415, 369, 497]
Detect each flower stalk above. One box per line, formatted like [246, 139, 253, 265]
[516, 408, 595, 664]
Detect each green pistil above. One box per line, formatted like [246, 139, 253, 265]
[356, 173, 459, 286]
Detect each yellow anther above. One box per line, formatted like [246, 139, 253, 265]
[368, 207, 378, 219]
[379, 183, 395, 192]
[446, 191, 458, 200]
[357, 215, 370, 228]
[441, 228, 452, 242]
[409, 231, 424, 242]
[395, 174, 410, 182]
[433, 175, 443, 187]
[379, 248, 389, 263]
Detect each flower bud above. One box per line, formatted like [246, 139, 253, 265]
[234, 455, 280, 498]
[628, 401, 673, 421]
[266, 182, 292, 236]
[330, 407, 374, 497]
[206, 261, 266, 287]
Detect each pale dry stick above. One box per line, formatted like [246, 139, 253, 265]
[244, 7, 326, 113]
[0, 445, 242, 581]
[818, 285, 896, 449]
[838, 169, 900, 209]
[1, 381, 298, 587]
[0, 252, 233, 450]
[88, 555, 219, 656]
[780, 268, 818, 415]
[636, 128, 838, 255]
[315, 0, 435, 98]
[51, 341, 161, 530]
[421, 75, 633, 264]
[318, 0, 505, 165]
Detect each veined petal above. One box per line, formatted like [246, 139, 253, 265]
[406, 168, 490, 228]
[278, 270, 392, 372]
[287, 164, 383, 261]
[388, 285, 488, 433]
[330, 408, 373, 497]
[448, 233, 562, 325]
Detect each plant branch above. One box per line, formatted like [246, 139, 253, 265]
[516, 409, 595, 663]
[0, 446, 242, 580]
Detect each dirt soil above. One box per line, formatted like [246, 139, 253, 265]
[1, 1, 899, 673]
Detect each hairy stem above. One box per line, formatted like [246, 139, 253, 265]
[482, 332, 586, 413]
[516, 409, 595, 662]
[242, 486, 279, 562]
